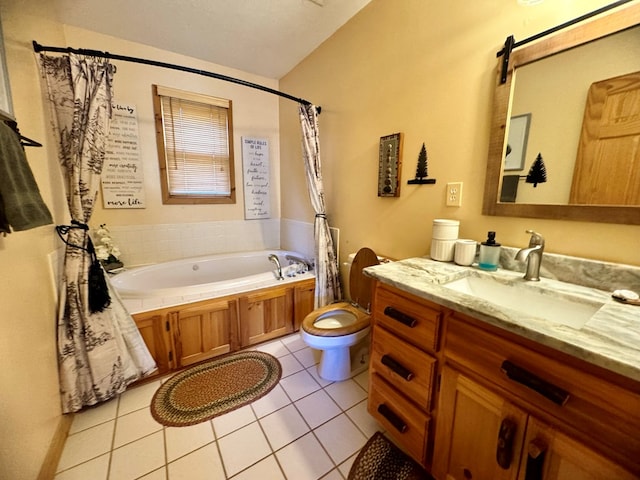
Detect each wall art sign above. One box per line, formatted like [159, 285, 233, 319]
[505, 113, 531, 171]
[101, 102, 146, 208]
[378, 133, 403, 197]
[242, 137, 271, 219]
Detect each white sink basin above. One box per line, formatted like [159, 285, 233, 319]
[443, 275, 603, 329]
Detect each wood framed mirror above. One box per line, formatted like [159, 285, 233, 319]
[482, 1, 640, 224]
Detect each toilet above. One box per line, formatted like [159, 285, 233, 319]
[301, 247, 380, 381]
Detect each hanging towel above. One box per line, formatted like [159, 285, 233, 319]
[0, 121, 53, 234]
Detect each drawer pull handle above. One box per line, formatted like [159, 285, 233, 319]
[383, 306, 417, 328]
[377, 403, 408, 433]
[381, 354, 414, 381]
[501, 360, 570, 406]
[496, 417, 517, 469]
[524, 439, 547, 480]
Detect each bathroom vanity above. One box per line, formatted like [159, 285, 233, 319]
[365, 255, 640, 479]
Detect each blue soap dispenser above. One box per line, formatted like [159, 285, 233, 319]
[479, 231, 501, 271]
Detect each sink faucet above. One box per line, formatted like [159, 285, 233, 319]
[515, 230, 545, 281]
[268, 254, 284, 280]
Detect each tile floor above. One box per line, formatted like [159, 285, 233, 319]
[54, 333, 384, 480]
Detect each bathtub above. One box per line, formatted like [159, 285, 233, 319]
[111, 250, 315, 299]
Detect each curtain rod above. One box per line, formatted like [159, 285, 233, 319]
[497, 0, 634, 57]
[32, 41, 319, 111]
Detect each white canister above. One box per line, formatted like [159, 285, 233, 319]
[454, 239, 478, 266]
[431, 238, 457, 262]
[432, 219, 460, 240]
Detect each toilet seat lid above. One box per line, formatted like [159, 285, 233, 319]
[349, 247, 380, 310]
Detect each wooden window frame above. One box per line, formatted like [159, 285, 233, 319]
[152, 85, 236, 204]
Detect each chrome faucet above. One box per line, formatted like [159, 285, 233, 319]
[268, 254, 284, 280]
[285, 254, 313, 272]
[515, 230, 545, 281]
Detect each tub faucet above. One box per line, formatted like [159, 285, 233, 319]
[285, 254, 313, 272]
[268, 254, 284, 280]
[515, 230, 545, 281]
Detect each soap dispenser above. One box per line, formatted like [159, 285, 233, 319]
[479, 231, 501, 271]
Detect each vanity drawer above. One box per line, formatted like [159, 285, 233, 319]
[373, 284, 441, 352]
[444, 315, 640, 471]
[371, 325, 437, 411]
[368, 373, 430, 464]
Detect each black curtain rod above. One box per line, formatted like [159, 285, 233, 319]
[497, 0, 634, 57]
[32, 41, 318, 111]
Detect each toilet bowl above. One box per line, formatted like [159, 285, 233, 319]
[301, 247, 380, 381]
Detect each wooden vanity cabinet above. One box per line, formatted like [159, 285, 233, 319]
[367, 282, 443, 467]
[432, 314, 640, 480]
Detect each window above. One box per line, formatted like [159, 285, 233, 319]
[153, 85, 235, 204]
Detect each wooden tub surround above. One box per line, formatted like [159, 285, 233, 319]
[132, 278, 315, 378]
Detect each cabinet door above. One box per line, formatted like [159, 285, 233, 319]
[133, 311, 172, 377]
[239, 286, 294, 347]
[172, 298, 239, 367]
[293, 279, 315, 331]
[433, 366, 527, 480]
[517, 417, 637, 480]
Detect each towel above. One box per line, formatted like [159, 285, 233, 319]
[0, 121, 53, 234]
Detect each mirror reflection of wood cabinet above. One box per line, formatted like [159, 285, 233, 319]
[132, 278, 315, 379]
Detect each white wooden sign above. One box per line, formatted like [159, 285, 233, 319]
[101, 102, 146, 208]
[242, 137, 271, 219]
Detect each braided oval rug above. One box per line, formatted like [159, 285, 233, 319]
[348, 432, 432, 480]
[150, 350, 281, 427]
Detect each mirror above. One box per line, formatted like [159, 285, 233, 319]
[483, 2, 640, 224]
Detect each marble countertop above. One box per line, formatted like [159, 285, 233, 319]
[364, 256, 640, 382]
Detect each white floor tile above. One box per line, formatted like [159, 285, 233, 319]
[138, 467, 166, 479]
[253, 339, 290, 358]
[165, 422, 215, 462]
[294, 390, 341, 429]
[231, 455, 285, 480]
[321, 469, 344, 480]
[276, 433, 334, 480]
[306, 365, 334, 388]
[167, 443, 225, 480]
[346, 400, 381, 438]
[314, 415, 367, 464]
[54, 453, 109, 480]
[70, 399, 118, 434]
[279, 369, 321, 402]
[281, 334, 306, 353]
[324, 380, 367, 410]
[217, 422, 271, 477]
[113, 408, 163, 448]
[212, 405, 256, 438]
[118, 380, 162, 416]
[293, 347, 319, 368]
[260, 404, 309, 451]
[278, 353, 305, 377]
[251, 384, 291, 418]
[338, 452, 359, 478]
[56, 421, 114, 472]
[352, 370, 369, 392]
[109, 431, 165, 480]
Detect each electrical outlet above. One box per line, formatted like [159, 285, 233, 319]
[446, 182, 463, 207]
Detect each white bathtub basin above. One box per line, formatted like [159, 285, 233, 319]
[443, 274, 604, 329]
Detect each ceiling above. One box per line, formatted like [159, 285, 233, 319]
[52, 0, 373, 79]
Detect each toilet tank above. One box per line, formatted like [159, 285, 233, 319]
[342, 252, 389, 301]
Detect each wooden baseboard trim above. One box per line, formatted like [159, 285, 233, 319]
[37, 413, 73, 480]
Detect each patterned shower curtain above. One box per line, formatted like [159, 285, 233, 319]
[298, 104, 341, 307]
[39, 53, 156, 413]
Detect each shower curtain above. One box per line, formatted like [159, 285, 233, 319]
[39, 53, 156, 413]
[299, 104, 341, 308]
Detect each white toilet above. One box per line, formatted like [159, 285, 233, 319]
[301, 248, 380, 381]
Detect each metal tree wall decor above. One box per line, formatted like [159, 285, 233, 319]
[408, 143, 436, 184]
